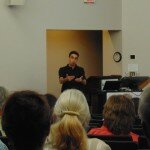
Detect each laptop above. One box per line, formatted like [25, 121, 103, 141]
[103, 81, 121, 91]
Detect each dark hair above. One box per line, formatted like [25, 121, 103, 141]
[44, 93, 57, 124]
[44, 93, 56, 109]
[103, 95, 135, 135]
[2, 90, 51, 150]
[69, 51, 79, 58]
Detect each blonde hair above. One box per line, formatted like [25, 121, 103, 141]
[50, 89, 91, 150]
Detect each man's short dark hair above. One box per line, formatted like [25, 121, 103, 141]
[69, 51, 79, 58]
[2, 90, 51, 150]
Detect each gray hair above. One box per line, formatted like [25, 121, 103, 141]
[54, 89, 91, 127]
[0, 86, 8, 109]
[138, 86, 150, 124]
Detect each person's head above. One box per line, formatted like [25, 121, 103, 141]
[68, 51, 79, 67]
[44, 93, 56, 110]
[103, 94, 135, 135]
[138, 87, 150, 141]
[50, 89, 90, 150]
[0, 87, 8, 111]
[2, 90, 51, 150]
[44, 93, 57, 123]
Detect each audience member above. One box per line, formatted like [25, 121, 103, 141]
[138, 86, 150, 147]
[44, 93, 56, 110]
[44, 93, 57, 124]
[0, 87, 8, 112]
[0, 140, 8, 150]
[2, 90, 51, 150]
[88, 95, 139, 142]
[44, 89, 111, 150]
[0, 87, 9, 150]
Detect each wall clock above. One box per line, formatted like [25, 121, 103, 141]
[113, 52, 122, 62]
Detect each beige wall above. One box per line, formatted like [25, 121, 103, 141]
[2, 0, 150, 93]
[47, 30, 102, 97]
[122, 0, 150, 76]
[0, 0, 121, 93]
[103, 30, 122, 75]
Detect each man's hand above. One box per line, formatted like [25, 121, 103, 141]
[59, 74, 75, 84]
[66, 74, 75, 81]
[75, 76, 86, 85]
[75, 76, 83, 83]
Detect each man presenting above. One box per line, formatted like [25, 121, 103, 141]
[59, 51, 86, 93]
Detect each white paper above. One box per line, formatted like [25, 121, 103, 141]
[128, 64, 138, 72]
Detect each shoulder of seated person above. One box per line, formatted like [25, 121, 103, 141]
[43, 143, 56, 150]
[88, 138, 111, 150]
[0, 140, 8, 150]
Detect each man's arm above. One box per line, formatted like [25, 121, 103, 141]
[59, 74, 75, 84]
[75, 76, 86, 85]
[59, 68, 67, 84]
[82, 78, 86, 85]
[75, 67, 86, 85]
[59, 77, 68, 84]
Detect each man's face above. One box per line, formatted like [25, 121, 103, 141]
[69, 54, 78, 66]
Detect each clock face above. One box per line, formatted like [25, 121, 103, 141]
[113, 52, 122, 62]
